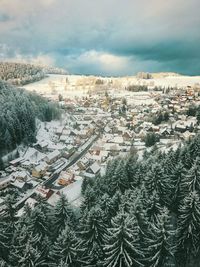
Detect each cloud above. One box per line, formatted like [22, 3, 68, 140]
[0, 13, 11, 22]
[0, 0, 200, 75]
[58, 50, 130, 76]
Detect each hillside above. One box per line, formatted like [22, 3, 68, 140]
[41, 65, 68, 75]
[0, 62, 45, 85]
[0, 80, 61, 166]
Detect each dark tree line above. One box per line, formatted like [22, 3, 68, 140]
[152, 111, 169, 125]
[0, 81, 61, 161]
[1, 135, 200, 266]
[0, 62, 45, 85]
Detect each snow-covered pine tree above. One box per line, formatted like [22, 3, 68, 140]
[49, 226, 81, 267]
[145, 191, 163, 224]
[167, 162, 187, 210]
[81, 186, 97, 212]
[78, 206, 108, 265]
[144, 208, 175, 267]
[14, 239, 45, 267]
[99, 193, 118, 224]
[27, 205, 49, 249]
[184, 157, 200, 193]
[103, 211, 143, 267]
[176, 191, 200, 265]
[126, 154, 140, 187]
[0, 222, 12, 262]
[109, 158, 129, 194]
[145, 163, 167, 203]
[9, 226, 39, 266]
[50, 194, 75, 241]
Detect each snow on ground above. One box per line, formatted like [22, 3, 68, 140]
[60, 178, 83, 203]
[148, 76, 200, 88]
[36, 116, 67, 144]
[111, 90, 156, 106]
[22, 74, 200, 106]
[23, 74, 89, 98]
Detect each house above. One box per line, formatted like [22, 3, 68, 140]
[160, 128, 172, 137]
[21, 148, 46, 166]
[76, 161, 85, 171]
[21, 161, 33, 170]
[60, 135, 68, 142]
[85, 162, 101, 178]
[181, 131, 196, 141]
[36, 186, 54, 199]
[0, 176, 13, 190]
[11, 179, 27, 191]
[122, 131, 132, 142]
[45, 150, 61, 164]
[175, 123, 187, 133]
[32, 162, 48, 178]
[13, 171, 28, 181]
[34, 140, 48, 152]
[58, 171, 75, 186]
[10, 157, 23, 167]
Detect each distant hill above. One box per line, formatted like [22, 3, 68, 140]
[150, 72, 181, 78]
[136, 72, 181, 79]
[0, 62, 46, 85]
[41, 65, 68, 75]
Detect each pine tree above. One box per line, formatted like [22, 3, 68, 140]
[81, 186, 97, 212]
[99, 193, 117, 223]
[176, 191, 200, 265]
[0, 222, 12, 262]
[27, 205, 49, 249]
[169, 162, 187, 211]
[2, 195, 16, 224]
[145, 191, 163, 224]
[126, 154, 140, 187]
[185, 158, 200, 193]
[109, 159, 129, 194]
[144, 208, 175, 267]
[50, 194, 75, 241]
[78, 206, 108, 265]
[103, 211, 143, 267]
[13, 238, 46, 267]
[49, 226, 81, 267]
[145, 163, 167, 202]
[9, 226, 40, 266]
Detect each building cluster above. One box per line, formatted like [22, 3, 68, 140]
[1, 81, 200, 215]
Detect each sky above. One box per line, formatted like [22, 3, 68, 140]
[0, 0, 200, 76]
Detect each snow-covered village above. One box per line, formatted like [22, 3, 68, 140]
[1, 73, 200, 211]
[1, 0, 200, 266]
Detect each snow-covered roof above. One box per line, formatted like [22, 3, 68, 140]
[88, 162, 101, 174]
[45, 150, 61, 162]
[11, 180, 25, 189]
[23, 148, 46, 164]
[34, 162, 48, 172]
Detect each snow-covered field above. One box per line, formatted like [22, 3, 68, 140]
[147, 76, 200, 88]
[23, 74, 89, 98]
[23, 74, 200, 104]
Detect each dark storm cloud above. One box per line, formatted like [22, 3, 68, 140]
[0, 0, 200, 75]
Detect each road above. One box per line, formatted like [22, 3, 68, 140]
[43, 133, 99, 188]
